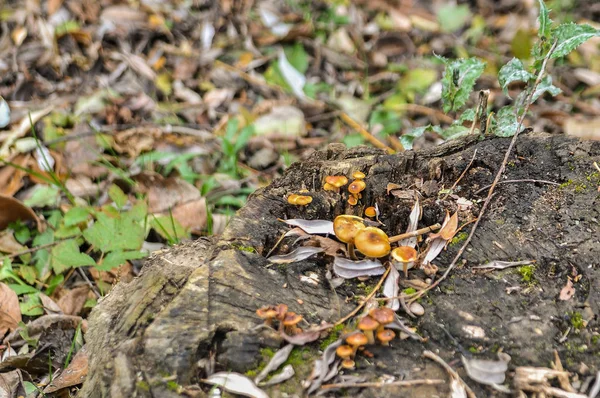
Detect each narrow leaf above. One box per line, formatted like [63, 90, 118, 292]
[268, 247, 324, 264]
[282, 219, 334, 235]
[0, 96, 10, 128]
[462, 353, 511, 386]
[254, 344, 294, 384]
[551, 23, 600, 59]
[383, 265, 400, 311]
[537, 0, 552, 39]
[333, 257, 385, 279]
[399, 198, 421, 247]
[278, 49, 306, 99]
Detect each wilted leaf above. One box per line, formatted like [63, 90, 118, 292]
[0, 195, 41, 232]
[383, 265, 400, 311]
[399, 198, 420, 247]
[0, 282, 22, 336]
[472, 260, 535, 270]
[204, 372, 269, 398]
[282, 219, 334, 235]
[559, 279, 575, 301]
[0, 96, 10, 128]
[259, 364, 295, 386]
[44, 346, 88, 393]
[268, 247, 324, 264]
[57, 286, 91, 316]
[279, 323, 332, 345]
[254, 344, 294, 384]
[462, 353, 511, 386]
[278, 49, 306, 99]
[0, 230, 26, 254]
[306, 339, 342, 395]
[333, 257, 385, 279]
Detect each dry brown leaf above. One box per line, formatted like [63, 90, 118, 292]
[57, 286, 91, 316]
[0, 230, 26, 254]
[0, 283, 22, 337]
[558, 279, 575, 301]
[40, 293, 64, 315]
[307, 235, 345, 257]
[0, 194, 42, 232]
[43, 346, 88, 393]
[0, 154, 29, 196]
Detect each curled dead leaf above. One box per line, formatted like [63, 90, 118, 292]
[0, 194, 43, 232]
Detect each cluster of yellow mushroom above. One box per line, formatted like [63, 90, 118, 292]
[256, 304, 304, 335]
[333, 214, 418, 275]
[347, 171, 366, 205]
[335, 307, 397, 369]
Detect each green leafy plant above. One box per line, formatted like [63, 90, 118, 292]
[402, 0, 600, 149]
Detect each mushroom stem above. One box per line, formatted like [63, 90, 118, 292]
[347, 242, 358, 260]
[364, 330, 375, 345]
[389, 223, 441, 243]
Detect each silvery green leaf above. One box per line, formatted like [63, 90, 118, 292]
[255, 344, 294, 384]
[551, 23, 600, 59]
[333, 257, 385, 279]
[531, 75, 561, 102]
[282, 219, 334, 235]
[400, 125, 431, 150]
[204, 372, 269, 398]
[0, 96, 10, 128]
[278, 49, 305, 99]
[537, 0, 552, 39]
[494, 106, 524, 138]
[462, 353, 511, 386]
[440, 57, 485, 113]
[268, 247, 323, 264]
[498, 58, 534, 96]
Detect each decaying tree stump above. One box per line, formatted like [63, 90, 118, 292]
[81, 133, 600, 397]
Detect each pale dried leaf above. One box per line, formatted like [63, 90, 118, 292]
[282, 219, 334, 235]
[0, 283, 21, 336]
[0, 106, 53, 158]
[383, 265, 400, 311]
[39, 293, 63, 315]
[254, 344, 294, 384]
[0, 194, 42, 232]
[450, 377, 468, 398]
[0, 96, 10, 128]
[260, 364, 295, 386]
[422, 237, 446, 265]
[559, 279, 575, 301]
[204, 372, 269, 398]
[278, 50, 305, 99]
[399, 198, 420, 247]
[0, 230, 26, 254]
[269, 247, 324, 264]
[43, 346, 88, 393]
[57, 286, 90, 316]
[462, 353, 510, 386]
[564, 117, 600, 141]
[280, 323, 332, 345]
[472, 260, 535, 270]
[307, 235, 345, 256]
[333, 257, 385, 279]
[306, 339, 342, 394]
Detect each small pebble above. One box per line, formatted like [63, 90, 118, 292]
[410, 302, 425, 316]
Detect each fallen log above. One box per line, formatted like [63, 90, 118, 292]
[81, 133, 600, 397]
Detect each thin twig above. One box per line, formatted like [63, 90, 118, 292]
[1, 238, 72, 260]
[441, 149, 477, 201]
[409, 39, 559, 303]
[77, 268, 101, 298]
[474, 178, 560, 195]
[423, 350, 476, 398]
[389, 223, 441, 243]
[321, 378, 445, 390]
[334, 266, 391, 326]
[339, 112, 395, 154]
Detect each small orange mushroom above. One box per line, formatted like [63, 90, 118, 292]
[282, 312, 303, 335]
[287, 194, 313, 206]
[369, 307, 395, 332]
[256, 306, 279, 326]
[352, 171, 366, 180]
[377, 329, 396, 346]
[348, 195, 358, 206]
[364, 206, 377, 218]
[336, 345, 354, 360]
[391, 246, 418, 277]
[348, 180, 366, 195]
[357, 316, 380, 345]
[324, 176, 348, 193]
[333, 215, 365, 259]
[346, 332, 369, 356]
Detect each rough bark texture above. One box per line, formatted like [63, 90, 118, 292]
[81, 134, 600, 397]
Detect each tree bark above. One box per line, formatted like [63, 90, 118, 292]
[81, 134, 600, 397]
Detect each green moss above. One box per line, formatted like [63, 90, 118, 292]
[136, 381, 150, 392]
[516, 265, 535, 283]
[244, 347, 275, 378]
[166, 380, 180, 392]
[468, 346, 478, 353]
[450, 231, 469, 246]
[231, 243, 257, 253]
[403, 287, 417, 295]
[570, 311, 584, 330]
[592, 335, 600, 345]
[574, 183, 587, 193]
[285, 347, 311, 367]
[319, 324, 345, 350]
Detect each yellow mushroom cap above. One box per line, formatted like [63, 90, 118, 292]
[391, 246, 418, 263]
[325, 175, 348, 188]
[336, 345, 354, 359]
[256, 306, 278, 320]
[352, 171, 366, 179]
[364, 206, 377, 218]
[282, 312, 303, 326]
[377, 329, 396, 344]
[348, 180, 366, 195]
[354, 227, 391, 258]
[348, 195, 358, 206]
[346, 332, 368, 347]
[369, 307, 395, 326]
[341, 358, 356, 369]
[288, 194, 312, 206]
[333, 215, 366, 244]
[357, 316, 379, 333]
[323, 182, 337, 192]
